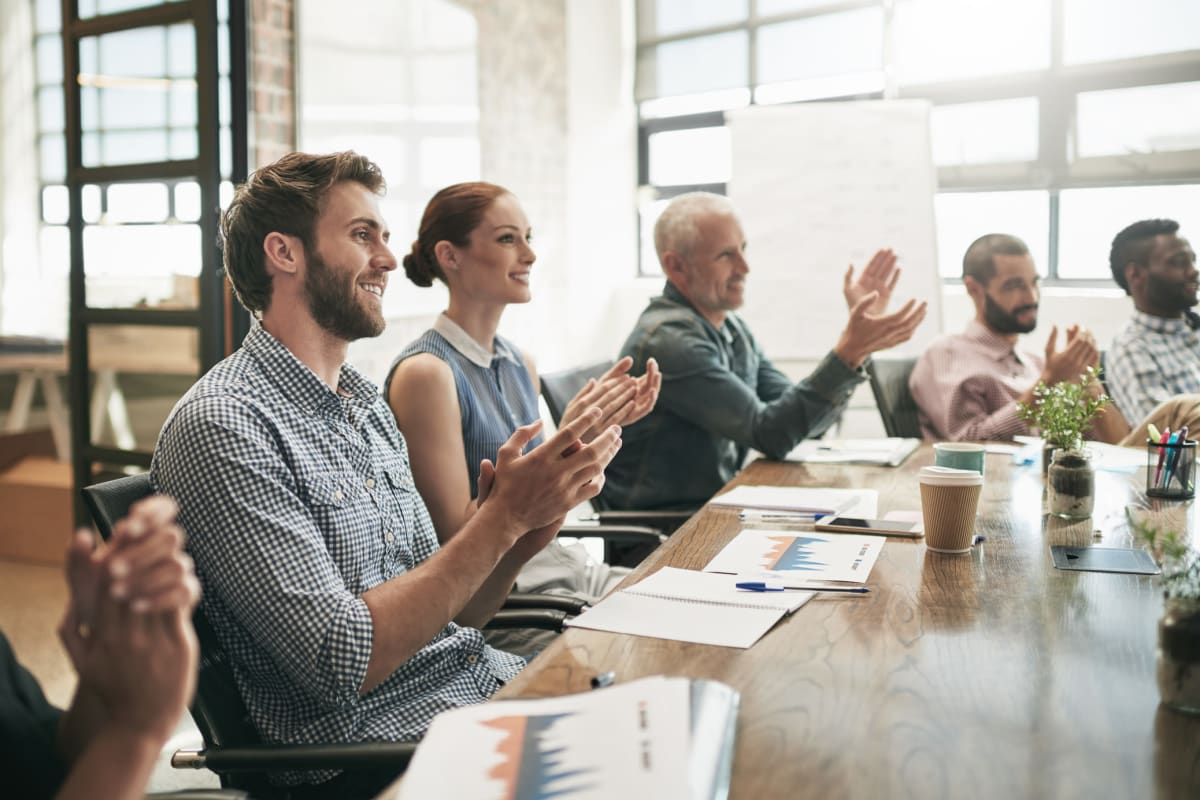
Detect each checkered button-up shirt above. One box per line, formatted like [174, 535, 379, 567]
[909, 319, 1044, 441]
[151, 325, 523, 784]
[1107, 310, 1200, 424]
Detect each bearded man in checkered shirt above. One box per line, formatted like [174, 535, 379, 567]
[151, 151, 620, 797]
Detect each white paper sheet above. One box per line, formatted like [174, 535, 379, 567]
[787, 438, 920, 466]
[392, 677, 692, 800]
[564, 567, 812, 648]
[703, 530, 883, 584]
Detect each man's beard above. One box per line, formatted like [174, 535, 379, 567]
[1146, 271, 1199, 314]
[303, 249, 385, 341]
[984, 292, 1037, 335]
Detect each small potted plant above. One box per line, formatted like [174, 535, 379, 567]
[1016, 366, 1111, 519]
[1131, 512, 1200, 715]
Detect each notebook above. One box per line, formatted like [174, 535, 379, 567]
[787, 437, 920, 467]
[391, 675, 740, 800]
[564, 567, 812, 648]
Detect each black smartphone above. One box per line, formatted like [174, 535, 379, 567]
[814, 517, 923, 538]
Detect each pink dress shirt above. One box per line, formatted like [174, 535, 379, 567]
[909, 319, 1044, 441]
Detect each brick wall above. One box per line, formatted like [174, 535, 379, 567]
[249, 0, 295, 167]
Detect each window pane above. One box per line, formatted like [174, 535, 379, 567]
[35, 0, 60, 34]
[80, 24, 195, 167]
[640, 0, 747, 38]
[648, 126, 731, 186]
[106, 183, 170, 224]
[758, 0, 842, 13]
[42, 186, 69, 225]
[895, 0, 1050, 85]
[84, 223, 202, 309]
[36, 35, 61, 84]
[1064, 0, 1200, 65]
[931, 97, 1039, 166]
[1058, 185, 1200, 280]
[40, 133, 66, 182]
[639, 30, 749, 99]
[82, 185, 102, 224]
[79, 0, 186, 18]
[38, 86, 64, 133]
[934, 191, 1049, 278]
[174, 182, 201, 222]
[757, 8, 883, 86]
[1076, 82, 1200, 159]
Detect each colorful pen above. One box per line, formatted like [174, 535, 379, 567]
[1154, 427, 1172, 487]
[735, 581, 869, 594]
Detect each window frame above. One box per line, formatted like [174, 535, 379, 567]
[634, 0, 1200, 282]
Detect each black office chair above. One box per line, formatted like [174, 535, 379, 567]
[82, 474, 585, 798]
[867, 356, 923, 438]
[541, 360, 693, 534]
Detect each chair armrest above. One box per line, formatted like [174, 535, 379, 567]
[504, 593, 589, 615]
[172, 741, 418, 773]
[593, 509, 694, 535]
[486, 608, 569, 631]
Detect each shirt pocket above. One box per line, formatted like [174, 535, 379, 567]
[297, 472, 372, 582]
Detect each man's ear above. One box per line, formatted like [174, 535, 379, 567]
[660, 250, 687, 282]
[1124, 261, 1144, 294]
[263, 232, 303, 277]
[963, 275, 985, 302]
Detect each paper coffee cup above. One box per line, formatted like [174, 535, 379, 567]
[919, 465, 983, 554]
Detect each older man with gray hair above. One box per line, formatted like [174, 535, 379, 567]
[604, 191, 927, 511]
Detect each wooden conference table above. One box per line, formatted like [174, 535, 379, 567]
[497, 445, 1200, 799]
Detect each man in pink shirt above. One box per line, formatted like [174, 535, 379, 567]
[909, 233, 1132, 442]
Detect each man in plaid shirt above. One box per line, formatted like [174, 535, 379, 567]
[1107, 219, 1200, 426]
[151, 151, 620, 796]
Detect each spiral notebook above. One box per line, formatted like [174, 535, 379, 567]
[564, 567, 812, 648]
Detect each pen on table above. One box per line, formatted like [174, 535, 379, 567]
[590, 671, 616, 690]
[735, 581, 869, 594]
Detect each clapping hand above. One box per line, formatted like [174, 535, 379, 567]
[843, 248, 900, 316]
[559, 356, 662, 441]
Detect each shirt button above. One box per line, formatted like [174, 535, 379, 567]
[365, 477, 376, 489]
[386, 531, 395, 543]
[333, 490, 344, 500]
[467, 654, 478, 664]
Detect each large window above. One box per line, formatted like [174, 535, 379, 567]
[636, 0, 1200, 280]
[31, 0, 234, 330]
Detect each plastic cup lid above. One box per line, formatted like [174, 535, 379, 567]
[918, 465, 983, 486]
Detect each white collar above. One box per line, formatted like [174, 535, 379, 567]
[432, 313, 521, 369]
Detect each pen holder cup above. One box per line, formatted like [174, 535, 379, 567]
[1146, 439, 1197, 500]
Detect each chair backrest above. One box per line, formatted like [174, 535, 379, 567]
[81, 474, 266, 776]
[867, 356, 922, 438]
[540, 360, 624, 511]
[540, 360, 614, 426]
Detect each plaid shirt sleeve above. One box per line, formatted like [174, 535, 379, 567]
[154, 393, 373, 710]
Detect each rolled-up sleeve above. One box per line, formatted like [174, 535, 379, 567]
[153, 396, 372, 709]
[644, 320, 862, 460]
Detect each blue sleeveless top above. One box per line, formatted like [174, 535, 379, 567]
[386, 314, 544, 497]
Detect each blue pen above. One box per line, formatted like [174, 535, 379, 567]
[1163, 430, 1183, 488]
[735, 581, 869, 594]
[1164, 427, 1190, 489]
